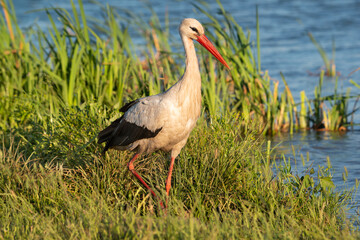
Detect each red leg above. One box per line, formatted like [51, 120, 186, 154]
[165, 157, 176, 196]
[127, 153, 164, 208]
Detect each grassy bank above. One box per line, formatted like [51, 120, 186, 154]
[1, 107, 359, 238]
[1, 0, 360, 238]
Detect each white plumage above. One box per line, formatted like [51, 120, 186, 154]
[98, 18, 229, 208]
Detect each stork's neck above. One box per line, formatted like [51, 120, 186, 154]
[182, 36, 201, 81]
[163, 35, 202, 120]
[165, 35, 201, 107]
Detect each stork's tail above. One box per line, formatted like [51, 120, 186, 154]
[98, 117, 122, 154]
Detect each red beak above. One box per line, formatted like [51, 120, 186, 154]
[196, 34, 230, 69]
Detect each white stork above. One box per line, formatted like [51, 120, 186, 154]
[98, 18, 229, 208]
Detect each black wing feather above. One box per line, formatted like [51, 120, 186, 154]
[98, 100, 162, 154]
[119, 99, 140, 113]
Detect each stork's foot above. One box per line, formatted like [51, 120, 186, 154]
[127, 153, 165, 209]
[165, 157, 176, 196]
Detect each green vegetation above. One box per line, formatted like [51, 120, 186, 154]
[1, 108, 359, 238]
[308, 32, 337, 77]
[1, 0, 359, 238]
[1, 0, 359, 133]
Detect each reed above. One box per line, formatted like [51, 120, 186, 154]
[308, 32, 337, 77]
[0, 0, 359, 134]
[194, 1, 357, 133]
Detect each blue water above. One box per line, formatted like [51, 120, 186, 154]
[11, 0, 360, 213]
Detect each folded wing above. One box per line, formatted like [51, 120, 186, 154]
[98, 97, 164, 153]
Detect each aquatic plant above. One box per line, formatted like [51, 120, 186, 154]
[1, 0, 359, 133]
[308, 32, 337, 77]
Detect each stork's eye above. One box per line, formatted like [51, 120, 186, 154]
[190, 26, 199, 35]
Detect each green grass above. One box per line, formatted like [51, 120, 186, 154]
[0, 0, 359, 133]
[1, 106, 359, 239]
[308, 32, 337, 77]
[0, 0, 360, 238]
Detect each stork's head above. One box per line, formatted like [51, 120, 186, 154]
[179, 18, 205, 40]
[179, 18, 230, 69]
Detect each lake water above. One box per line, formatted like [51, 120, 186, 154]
[12, 0, 360, 213]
